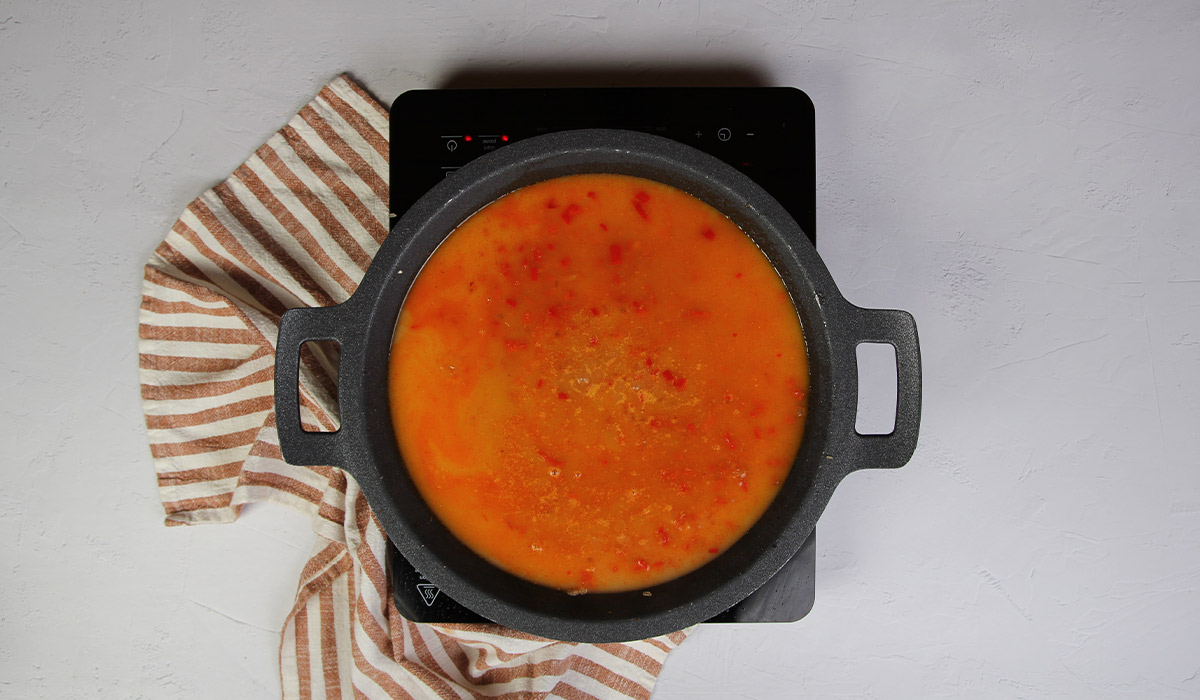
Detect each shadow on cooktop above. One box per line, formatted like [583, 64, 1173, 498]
[438, 63, 771, 89]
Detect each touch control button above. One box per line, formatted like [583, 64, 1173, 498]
[717, 127, 732, 142]
[446, 139, 458, 152]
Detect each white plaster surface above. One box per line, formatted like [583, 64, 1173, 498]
[2, 1, 1199, 697]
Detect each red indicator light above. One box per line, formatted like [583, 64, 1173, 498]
[501, 134, 509, 142]
[463, 134, 472, 142]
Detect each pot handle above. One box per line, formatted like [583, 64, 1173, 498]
[839, 305, 922, 470]
[274, 304, 348, 467]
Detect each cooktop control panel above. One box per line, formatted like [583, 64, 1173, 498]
[389, 87, 816, 244]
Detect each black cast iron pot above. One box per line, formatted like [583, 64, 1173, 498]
[273, 129, 921, 642]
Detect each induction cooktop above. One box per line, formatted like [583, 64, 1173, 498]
[386, 87, 817, 625]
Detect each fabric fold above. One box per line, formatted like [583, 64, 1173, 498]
[138, 74, 688, 700]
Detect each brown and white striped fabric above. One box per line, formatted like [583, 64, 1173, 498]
[138, 75, 690, 700]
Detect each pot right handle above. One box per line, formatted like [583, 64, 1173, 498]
[839, 305, 922, 470]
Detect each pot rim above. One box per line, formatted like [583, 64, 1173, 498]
[274, 129, 921, 642]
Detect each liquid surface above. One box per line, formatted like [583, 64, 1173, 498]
[389, 174, 809, 593]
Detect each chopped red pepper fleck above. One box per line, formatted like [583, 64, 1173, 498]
[632, 191, 650, 219]
[609, 244, 622, 264]
[701, 227, 716, 241]
[561, 203, 582, 223]
[537, 449, 565, 466]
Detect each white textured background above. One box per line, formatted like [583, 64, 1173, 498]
[3, 1, 1199, 698]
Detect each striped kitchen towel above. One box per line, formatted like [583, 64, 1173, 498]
[138, 74, 689, 700]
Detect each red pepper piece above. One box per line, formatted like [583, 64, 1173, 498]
[537, 449, 565, 466]
[632, 191, 650, 219]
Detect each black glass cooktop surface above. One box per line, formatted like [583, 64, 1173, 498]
[387, 86, 817, 625]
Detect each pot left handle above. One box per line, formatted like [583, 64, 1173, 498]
[274, 304, 348, 468]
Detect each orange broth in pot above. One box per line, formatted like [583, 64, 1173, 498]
[388, 174, 808, 594]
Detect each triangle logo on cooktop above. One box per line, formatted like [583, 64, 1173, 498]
[416, 583, 440, 607]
